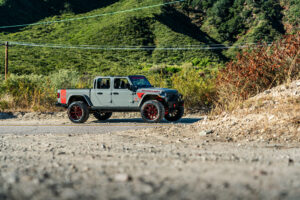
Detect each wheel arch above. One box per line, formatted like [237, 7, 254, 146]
[68, 95, 93, 107]
[139, 94, 167, 108]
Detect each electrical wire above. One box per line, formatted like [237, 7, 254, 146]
[3, 41, 272, 51]
[0, 0, 185, 29]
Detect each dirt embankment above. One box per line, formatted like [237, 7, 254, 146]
[195, 80, 300, 143]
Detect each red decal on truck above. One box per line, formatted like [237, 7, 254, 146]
[137, 92, 145, 99]
[141, 90, 160, 93]
[61, 90, 67, 104]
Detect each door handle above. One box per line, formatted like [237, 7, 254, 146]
[97, 92, 103, 95]
[113, 92, 119, 95]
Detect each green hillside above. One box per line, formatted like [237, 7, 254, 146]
[0, 0, 299, 75]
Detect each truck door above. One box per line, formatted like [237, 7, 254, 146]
[91, 78, 112, 107]
[112, 78, 135, 107]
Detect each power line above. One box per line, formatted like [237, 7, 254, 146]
[0, 0, 185, 29]
[5, 41, 272, 51]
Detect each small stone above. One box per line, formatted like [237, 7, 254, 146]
[83, 167, 90, 172]
[223, 182, 230, 188]
[259, 170, 268, 175]
[199, 130, 214, 136]
[288, 158, 294, 165]
[114, 173, 131, 182]
[264, 90, 271, 94]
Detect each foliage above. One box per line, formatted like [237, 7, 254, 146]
[0, 70, 86, 111]
[0, 0, 295, 76]
[0, 0, 221, 75]
[49, 69, 80, 89]
[183, 0, 287, 49]
[171, 66, 217, 108]
[0, 74, 55, 110]
[281, 0, 300, 31]
[215, 31, 300, 112]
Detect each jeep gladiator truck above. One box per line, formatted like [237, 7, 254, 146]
[56, 75, 184, 123]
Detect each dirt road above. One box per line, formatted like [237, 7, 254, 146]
[1, 115, 300, 200]
[0, 114, 201, 135]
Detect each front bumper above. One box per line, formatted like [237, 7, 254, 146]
[55, 103, 68, 108]
[167, 100, 184, 110]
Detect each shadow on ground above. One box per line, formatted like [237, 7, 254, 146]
[92, 117, 203, 124]
[0, 112, 16, 120]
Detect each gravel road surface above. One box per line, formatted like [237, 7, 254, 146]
[1, 113, 300, 200]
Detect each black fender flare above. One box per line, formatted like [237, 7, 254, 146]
[138, 94, 165, 108]
[67, 95, 93, 107]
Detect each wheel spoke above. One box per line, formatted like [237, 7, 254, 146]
[144, 104, 158, 120]
[70, 105, 83, 120]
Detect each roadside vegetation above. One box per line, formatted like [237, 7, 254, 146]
[214, 31, 300, 113]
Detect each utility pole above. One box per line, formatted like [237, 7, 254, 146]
[5, 41, 8, 80]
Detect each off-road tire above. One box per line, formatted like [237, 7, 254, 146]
[93, 112, 112, 121]
[141, 100, 165, 123]
[165, 106, 184, 122]
[67, 101, 89, 123]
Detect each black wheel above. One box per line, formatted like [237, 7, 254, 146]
[165, 106, 184, 122]
[141, 100, 165, 123]
[93, 111, 112, 121]
[67, 101, 89, 123]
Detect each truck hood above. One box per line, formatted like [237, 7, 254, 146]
[137, 87, 178, 94]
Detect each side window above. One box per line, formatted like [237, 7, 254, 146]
[114, 78, 130, 89]
[97, 78, 110, 89]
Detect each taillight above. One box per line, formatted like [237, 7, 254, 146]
[57, 93, 60, 98]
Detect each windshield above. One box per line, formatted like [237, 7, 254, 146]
[129, 76, 152, 88]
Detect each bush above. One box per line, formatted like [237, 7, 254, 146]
[171, 66, 217, 108]
[148, 73, 170, 88]
[0, 74, 56, 111]
[49, 69, 80, 90]
[215, 31, 300, 112]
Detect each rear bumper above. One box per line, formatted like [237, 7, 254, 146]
[55, 103, 68, 108]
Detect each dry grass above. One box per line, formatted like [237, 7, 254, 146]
[213, 31, 300, 114]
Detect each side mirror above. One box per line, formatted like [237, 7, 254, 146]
[129, 85, 137, 91]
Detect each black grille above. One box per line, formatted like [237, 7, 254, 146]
[168, 94, 179, 102]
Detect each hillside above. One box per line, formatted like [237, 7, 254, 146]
[0, 0, 299, 75]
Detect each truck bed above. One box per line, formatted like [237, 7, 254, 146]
[57, 89, 91, 105]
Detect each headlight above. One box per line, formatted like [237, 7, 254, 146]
[179, 93, 183, 100]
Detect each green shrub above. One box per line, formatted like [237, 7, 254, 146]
[49, 69, 80, 90]
[171, 66, 217, 108]
[148, 73, 170, 88]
